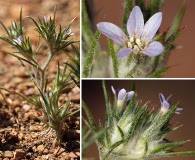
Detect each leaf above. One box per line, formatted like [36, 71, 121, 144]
[82, 101, 97, 132]
[148, 67, 170, 78]
[151, 0, 160, 15]
[149, 151, 195, 158]
[107, 38, 118, 78]
[143, 104, 178, 139]
[150, 141, 189, 154]
[102, 81, 113, 127]
[82, 30, 100, 77]
[166, 2, 186, 40]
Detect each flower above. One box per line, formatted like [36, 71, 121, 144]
[42, 15, 50, 22]
[65, 28, 74, 36]
[111, 86, 134, 102]
[159, 93, 183, 114]
[97, 6, 164, 58]
[13, 35, 22, 45]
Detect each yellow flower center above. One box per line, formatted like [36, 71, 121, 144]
[126, 36, 146, 52]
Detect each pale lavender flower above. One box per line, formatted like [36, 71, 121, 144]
[159, 93, 183, 114]
[111, 86, 134, 101]
[13, 35, 22, 45]
[97, 6, 164, 58]
[65, 28, 74, 36]
[42, 15, 50, 22]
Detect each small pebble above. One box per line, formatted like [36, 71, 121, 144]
[14, 149, 26, 160]
[23, 104, 31, 111]
[69, 151, 80, 159]
[4, 151, 13, 158]
[37, 145, 45, 152]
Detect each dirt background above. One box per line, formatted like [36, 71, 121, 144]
[91, 0, 195, 78]
[82, 80, 195, 160]
[0, 0, 80, 159]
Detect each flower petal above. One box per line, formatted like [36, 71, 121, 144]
[142, 41, 164, 57]
[159, 93, 165, 104]
[126, 91, 135, 101]
[142, 12, 162, 42]
[118, 89, 126, 100]
[116, 48, 133, 58]
[97, 22, 127, 46]
[127, 6, 144, 37]
[111, 86, 116, 95]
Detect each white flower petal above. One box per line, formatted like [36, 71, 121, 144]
[142, 41, 164, 57]
[142, 12, 162, 42]
[116, 48, 133, 58]
[111, 86, 116, 95]
[126, 91, 135, 101]
[97, 22, 127, 46]
[159, 93, 165, 104]
[127, 6, 144, 37]
[118, 89, 126, 100]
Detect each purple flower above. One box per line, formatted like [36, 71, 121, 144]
[111, 86, 134, 101]
[42, 15, 50, 22]
[65, 28, 74, 36]
[159, 93, 183, 114]
[13, 36, 22, 45]
[97, 6, 164, 58]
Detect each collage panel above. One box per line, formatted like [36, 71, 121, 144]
[82, 0, 195, 78]
[82, 80, 195, 160]
[0, 1, 80, 159]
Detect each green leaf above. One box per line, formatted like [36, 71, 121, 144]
[166, 2, 186, 40]
[107, 38, 118, 78]
[82, 30, 100, 77]
[150, 151, 195, 158]
[143, 104, 178, 139]
[102, 81, 112, 127]
[82, 101, 97, 132]
[150, 141, 189, 154]
[151, 0, 160, 15]
[148, 67, 170, 78]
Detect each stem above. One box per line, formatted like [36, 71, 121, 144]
[40, 47, 53, 91]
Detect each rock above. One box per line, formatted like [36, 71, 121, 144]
[72, 87, 80, 94]
[23, 104, 31, 111]
[29, 125, 39, 131]
[12, 100, 21, 108]
[24, 88, 35, 96]
[68, 94, 80, 102]
[69, 151, 80, 159]
[4, 151, 13, 158]
[0, 151, 3, 158]
[37, 145, 45, 152]
[14, 149, 26, 160]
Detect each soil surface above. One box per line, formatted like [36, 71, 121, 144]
[0, 0, 80, 160]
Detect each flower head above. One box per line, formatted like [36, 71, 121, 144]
[111, 86, 134, 102]
[42, 15, 50, 22]
[65, 28, 74, 36]
[13, 35, 22, 45]
[97, 6, 164, 58]
[159, 93, 183, 114]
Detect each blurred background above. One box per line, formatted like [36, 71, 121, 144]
[86, 0, 195, 78]
[82, 80, 195, 160]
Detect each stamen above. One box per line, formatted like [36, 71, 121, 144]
[134, 45, 139, 52]
[128, 42, 132, 48]
[130, 37, 134, 43]
[136, 38, 141, 47]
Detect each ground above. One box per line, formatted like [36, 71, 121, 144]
[0, 0, 80, 159]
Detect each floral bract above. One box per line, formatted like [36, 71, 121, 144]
[97, 6, 164, 58]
